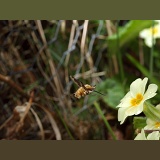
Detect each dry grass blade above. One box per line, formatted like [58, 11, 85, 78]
[65, 20, 78, 83]
[33, 103, 61, 140]
[36, 20, 47, 45]
[105, 20, 118, 74]
[0, 115, 14, 130]
[36, 20, 63, 97]
[30, 108, 45, 140]
[81, 20, 89, 54]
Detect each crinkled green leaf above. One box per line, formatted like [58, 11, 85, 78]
[133, 117, 147, 130]
[88, 78, 125, 109]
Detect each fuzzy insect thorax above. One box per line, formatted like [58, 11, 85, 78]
[74, 84, 95, 99]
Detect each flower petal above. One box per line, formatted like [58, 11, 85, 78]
[155, 20, 160, 23]
[152, 25, 160, 38]
[144, 38, 156, 47]
[119, 91, 131, 102]
[130, 78, 143, 97]
[130, 78, 148, 96]
[144, 84, 158, 100]
[139, 29, 150, 38]
[126, 103, 144, 116]
[134, 129, 147, 140]
[156, 104, 160, 110]
[116, 96, 132, 108]
[147, 131, 160, 140]
[118, 107, 128, 124]
[141, 78, 148, 94]
[144, 118, 156, 130]
[144, 124, 155, 130]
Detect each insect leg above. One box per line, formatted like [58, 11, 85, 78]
[93, 90, 106, 96]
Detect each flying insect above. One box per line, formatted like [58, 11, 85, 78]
[70, 76, 106, 99]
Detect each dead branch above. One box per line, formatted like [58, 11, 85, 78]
[0, 73, 29, 98]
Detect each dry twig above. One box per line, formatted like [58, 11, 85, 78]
[0, 73, 29, 98]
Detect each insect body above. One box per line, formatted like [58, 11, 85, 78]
[73, 84, 95, 99]
[70, 76, 106, 99]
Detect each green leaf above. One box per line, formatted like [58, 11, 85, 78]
[107, 20, 154, 54]
[94, 102, 117, 140]
[143, 102, 160, 122]
[126, 54, 160, 89]
[88, 78, 125, 109]
[133, 117, 147, 130]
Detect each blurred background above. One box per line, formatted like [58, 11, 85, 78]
[0, 20, 160, 140]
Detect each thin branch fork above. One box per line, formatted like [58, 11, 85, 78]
[0, 73, 29, 98]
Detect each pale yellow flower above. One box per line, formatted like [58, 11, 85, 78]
[117, 77, 158, 124]
[139, 20, 160, 47]
[134, 129, 160, 140]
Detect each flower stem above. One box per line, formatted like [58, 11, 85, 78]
[150, 20, 154, 78]
[54, 103, 75, 140]
[94, 102, 117, 140]
[116, 21, 124, 82]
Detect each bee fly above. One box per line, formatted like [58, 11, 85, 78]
[70, 76, 106, 99]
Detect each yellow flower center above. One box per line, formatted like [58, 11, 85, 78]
[154, 122, 160, 128]
[150, 27, 158, 35]
[130, 93, 143, 107]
